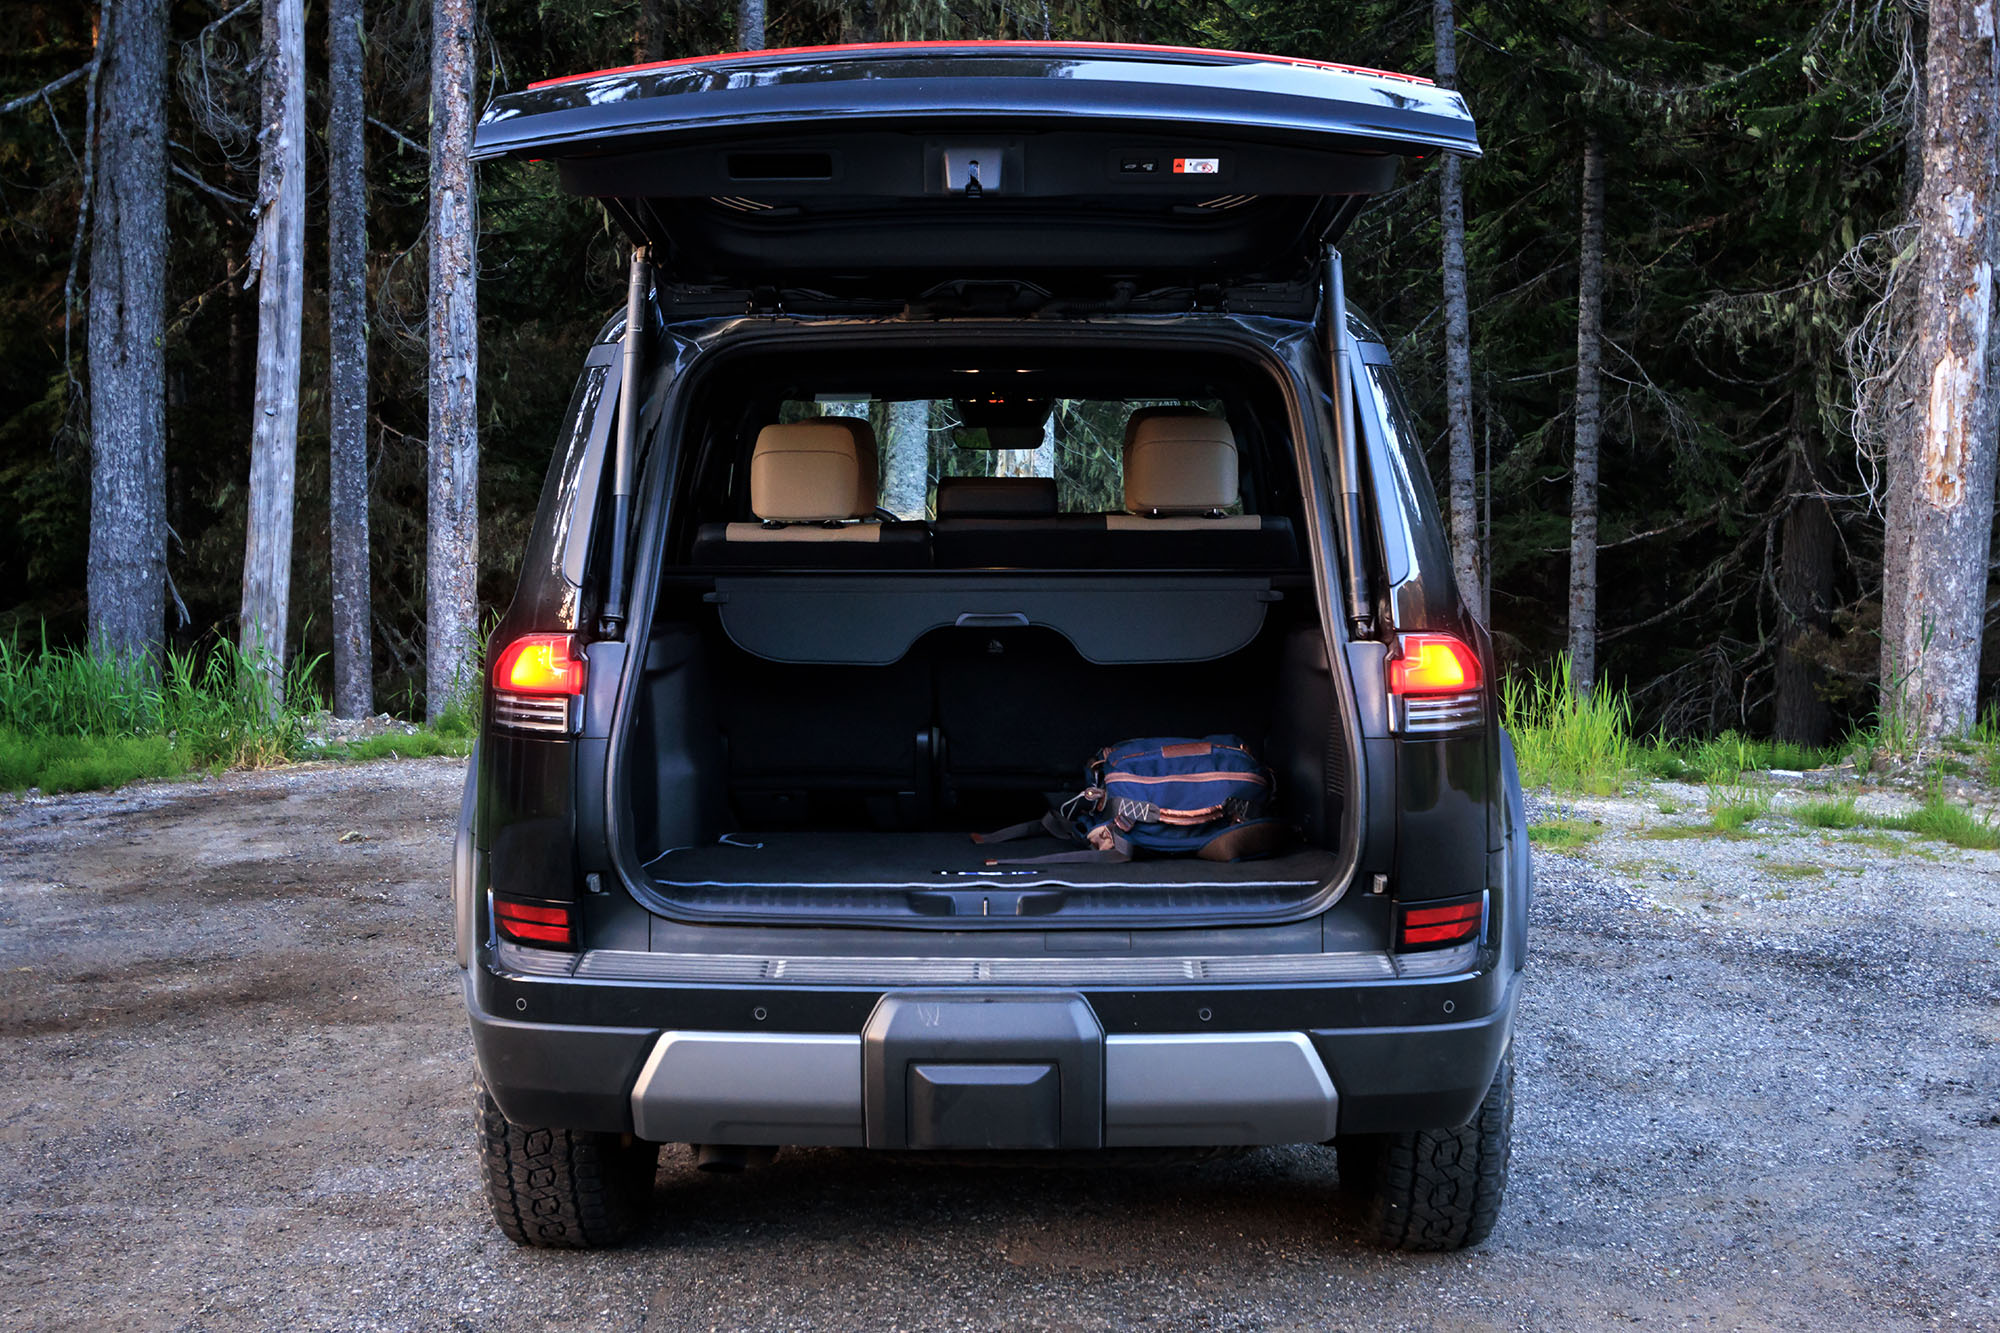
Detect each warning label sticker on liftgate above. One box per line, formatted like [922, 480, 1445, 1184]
[1172, 157, 1221, 174]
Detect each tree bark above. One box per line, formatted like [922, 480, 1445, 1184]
[995, 411, 1055, 480]
[86, 0, 170, 667]
[735, 0, 765, 51]
[634, 0, 667, 62]
[428, 0, 480, 721]
[1877, 5, 1928, 717]
[328, 0, 373, 717]
[1566, 117, 1609, 694]
[1878, 0, 1999, 743]
[1773, 442, 1836, 745]
[880, 399, 929, 517]
[240, 0, 306, 701]
[1434, 0, 1482, 621]
[841, 0, 880, 44]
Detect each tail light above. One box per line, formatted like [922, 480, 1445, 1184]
[493, 896, 575, 949]
[1388, 633, 1482, 695]
[1397, 894, 1484, 951]
[492, 633, 584, 734]
[1388, 633, 1483, 735]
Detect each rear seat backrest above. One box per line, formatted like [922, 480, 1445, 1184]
[693, 418, 928, 566]
[744, 419, 877, 530]
[929, 475, 1092, 567]
[1102, 409, 1298, 565]
[1113, 408, 1255, 527]
[935, 475, 1058, 520]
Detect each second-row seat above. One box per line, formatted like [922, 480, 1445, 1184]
[928, 409, 1296, 569]
[694, 410, 1295, 570]
[691, 418, 928, 568]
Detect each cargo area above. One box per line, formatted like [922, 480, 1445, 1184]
[611, 342, 1356, 925]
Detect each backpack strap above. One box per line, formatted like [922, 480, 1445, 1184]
[1193, 818, 1289, 862]
[968, 813, 1070, 846]
[970, 811, 1132, 865]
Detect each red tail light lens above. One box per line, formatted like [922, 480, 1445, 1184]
[493, 896, 575, 949]
[494, 634, 586, 696]
[1388, 633, 1482, 696]
[1397, 896, 1484, 950]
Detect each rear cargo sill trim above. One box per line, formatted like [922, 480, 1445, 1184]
[651, 876, 1324, 891]
[541, 946, 1398, 986]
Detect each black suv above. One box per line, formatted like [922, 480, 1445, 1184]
[456, 41, 1527, 1253]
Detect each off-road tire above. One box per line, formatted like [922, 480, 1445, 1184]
[475, 1083, 659, 1248]
[1337, 1055, 1513, 1252]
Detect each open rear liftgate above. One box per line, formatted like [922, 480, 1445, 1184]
[469, 43, 1484, 1152]
[630, 994, 1338, 1149]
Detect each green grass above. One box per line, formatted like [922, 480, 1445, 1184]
[1708, 793, 1768, 834]
[1502, 658, 1633, 795]
[1794, 796, 1863, 829]
[0, 630, 472, 796]
[1675, 733, 1834, 784]
[1876, 797, 2000, 851]
[1634, 787, 1769, 840]
[1503, 660, 1837, 794]
[1841, 829, 1938, 859]
[1527, 817, 1603, 852]
[331, 729, 474, 762]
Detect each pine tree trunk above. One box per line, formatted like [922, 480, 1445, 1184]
[735, 0, 765, 50]
[842, 0, 880, 44]
[995, 412, 1055, 480]
[86, 0, 170, 667]
[1774, 442, 1836, 745]
[1434, 0, 1481, 620]
[634, 0, 667, 62]
[1877, 6, 1928, 714]
[880, 399, 929, 517]
[327, 0, 373, 718]
[427, 0, 480, 721]
[1567, 121, 1608, 694]
[1878, 0, 1999, 743]
[240, 0, 307, 701]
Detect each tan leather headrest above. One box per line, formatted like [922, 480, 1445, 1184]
[1122, 409, 1238, 514]
[749, 419, 878, 523]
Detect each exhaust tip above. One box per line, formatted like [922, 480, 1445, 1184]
[693, 1144, 777, 1173]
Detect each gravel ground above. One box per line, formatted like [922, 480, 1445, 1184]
[1, 758, 1996, 1332]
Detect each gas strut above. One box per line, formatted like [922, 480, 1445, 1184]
[1324, 245, 1376, 638]
[598, 243, 652, 638]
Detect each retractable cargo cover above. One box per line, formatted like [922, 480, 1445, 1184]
[473, 42, 1480, 293]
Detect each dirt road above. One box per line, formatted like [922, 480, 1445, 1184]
[1, 759, 1995, 1332]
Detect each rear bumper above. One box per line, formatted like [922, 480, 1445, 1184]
[464, 951, 1518, 1141]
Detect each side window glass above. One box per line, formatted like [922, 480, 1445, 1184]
[549, 365, 610, 580]
[1366, 363, 1457, 593]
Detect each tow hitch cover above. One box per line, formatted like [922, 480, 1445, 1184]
[863, 992, 1104, 1149]
[908, 1063, 1060, 1149]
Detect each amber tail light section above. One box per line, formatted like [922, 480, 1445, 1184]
[491, 634, 585, 735]
[1387, 633, 1482, 696]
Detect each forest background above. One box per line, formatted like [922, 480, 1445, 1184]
[0, 0, 1986, 748]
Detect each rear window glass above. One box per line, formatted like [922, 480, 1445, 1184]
[780, 397, 1224, 519]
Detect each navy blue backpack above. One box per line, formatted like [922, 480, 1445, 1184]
[975, 735, 1287, 863]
